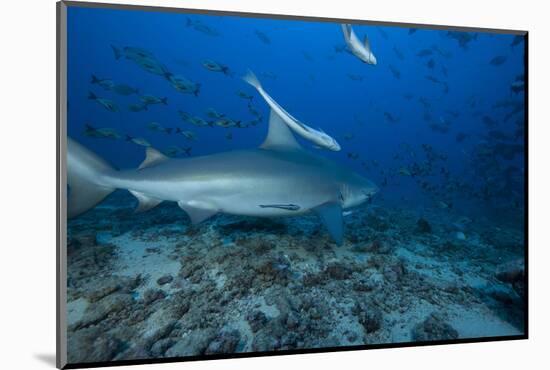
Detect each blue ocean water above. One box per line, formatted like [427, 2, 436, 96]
[67, 6, 525, 220]
[65, 5, 526, 364]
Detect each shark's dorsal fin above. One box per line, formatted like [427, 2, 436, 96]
[139, 147, 169, 169]
[364, 35, 371, 50]
[260, 109, 302, 150]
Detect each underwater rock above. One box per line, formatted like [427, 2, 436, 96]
[383, 261, 407, 283]
[95, 231, 114, 245]
[411, 313, 458, 341]
[496, 259, 525, 298]
[370, 239, 393, 254]
[150, 338, 176, 357]
[324, 262, 353, 280]
[205, 329, 241, 354]
[246, 310, 269, 332]
[68, 326, 124, 363]
[252, 331, 281, 352]
[157, 274, 174, 286]
[302, 272, 325, 287]
[353, 300, 383, 333]
[165, 328, 217, 357]
[143, 289, 166, 305]
[86, 275, 141, 302]
[454, 231, 466, 241]
[72, 293, 133, 330]
[416, 218, 432, 233]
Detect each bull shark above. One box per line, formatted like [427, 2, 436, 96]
[68, 110, 378, 244]
[341, 24, 377, 65]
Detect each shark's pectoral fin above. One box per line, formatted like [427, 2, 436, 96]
[139, 147, 169, 170]
[314, 202, 344, 245]
[178, 201, 218, 224]
[129, 190, 162, 212]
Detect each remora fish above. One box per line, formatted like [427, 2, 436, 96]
[340, 24, 377, 65]
[67, 110, 378, 244]
[242, 70, 340, 151]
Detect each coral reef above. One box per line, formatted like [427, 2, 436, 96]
[66, 191, 525, 364]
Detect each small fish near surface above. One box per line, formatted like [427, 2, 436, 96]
[126, 135, 151, 147]
[84, 124, 121, 139]
[429, 123, 450, 134]
[417, 49, 433, 58]
[188, 116, 211, 127]
[236, 91, 254, 101]
[446, 31, 478, 49]
[455, 132, 470, 142]
[243, 69, 340, 151]
[398, 167, 412, 177]
[437, 200, 453, 209]
[111, 45, 171, 77]
[511, 74, 525, 94]
[389, 65, 401, 79]
[384, 111, 400, 123]
[489, 55, 507, 66]
[431, 44, 452, 59]
[112, 83, 140, 96]
[175, 128, 197, 141]
[88, 92, 118, 112]
[482, 115, 498, 127]
[202, 60, 231, 75]
[426, 58, 436, 70]
[340, 24, 377, 65]
[347, 73, 364, 81]
[213, 118, 242, 128]
[185, 17, 219, 36]
[206, 108, 226, 119]
[147, 122, 172, 134]
[166, 73, 200, 96]
[247, 102, 262, 118]
[377, 27, 389, 40]
[90, 75, 115, 90]
[510, 35, 524, 47]
[128, 103, 148, 112]
[408, 28, 418, 35]
[163, 146, 191, 158]
[254, 29, 271, 44]
[140, 94, 168, 106]
[393, 46, 405, 60]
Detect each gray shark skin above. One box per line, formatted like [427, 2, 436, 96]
[67, 110, 378, 244]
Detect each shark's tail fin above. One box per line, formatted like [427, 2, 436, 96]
[242, 69, 262, 91]
[67, 138, 115, 218]
[341, 24, 352, 41]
